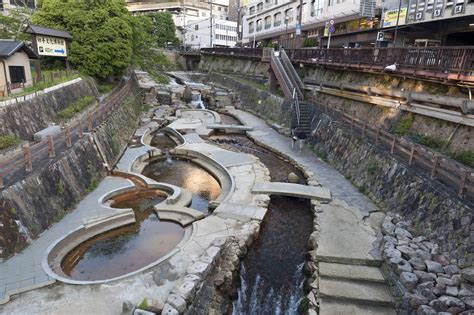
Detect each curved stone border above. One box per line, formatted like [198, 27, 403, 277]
[42, 221, 194, 286]
[178, 109, 221, 124]
[163, 126, 187, 145]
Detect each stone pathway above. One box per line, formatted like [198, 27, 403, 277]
[0, 176, 133, 304]
[229, 109, 396, 314]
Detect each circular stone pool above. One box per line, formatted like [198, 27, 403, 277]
[47, 189, 187, 283]
[142, 158, 221, 213]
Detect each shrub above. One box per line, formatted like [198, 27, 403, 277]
[394, 112, 414, 136]
[0, 135, 20, 150]
[56, 96, 95, 122]
[450, 150, 474, 168]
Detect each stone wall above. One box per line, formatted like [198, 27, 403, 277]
[0, 78, 99, 140]
[0, 79, 143, 259]
[208, 73, 291, 128]
[200, 55, 269, 78]
[309, 107, 473, 266]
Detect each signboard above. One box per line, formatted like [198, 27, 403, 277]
[324, 21, 329, 37]
[376, 31, 385, 41]
[382, 7, 408, 28]
[329, 25, 335, 34]
[296, 23, 301, 36]
[35, 35, 67, 57]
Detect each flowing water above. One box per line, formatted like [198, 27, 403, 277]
[61, 190, 185, 281]
[209, 128, 313, 315]
[142, 158, 221, 213]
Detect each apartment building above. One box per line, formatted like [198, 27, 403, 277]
[242, 0, 380, 48]
[126, 0, 231, 45]
[186, 18, 238, 48]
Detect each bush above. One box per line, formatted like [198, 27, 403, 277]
[56, 96, 95, 122]
[450, 150, 474, 168]
[0, 135, 20, 150]
[394, 112, 414, 136]
[414, 134, 448, 151]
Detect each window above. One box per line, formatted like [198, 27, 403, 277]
[256, 19, 263, 31]
[195, 24, 198, 30]
[264, 16, 272, 29]
[249, 6, 255, 14]
[285, 8, 294, 23]
[218, 6, 221, 11]
[9, 66, 25, 84]
[249, 21, 254, 33]
[274, 12, 282, 26]
[9, 0, 35, 8]
[257, 2, 263, 11]
[202, 12, 207, 16]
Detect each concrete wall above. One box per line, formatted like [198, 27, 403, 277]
[0, 79, 143, 259]
[200, 55, 269, 78]
[0, 78, 98, 140]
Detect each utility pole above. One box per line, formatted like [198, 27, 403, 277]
[236, 0, 242, 46]
[210, 0, 213, 47]
[393, 0, 403, 47]
[297, 0, 303, 48]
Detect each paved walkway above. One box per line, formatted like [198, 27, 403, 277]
[229, 109, 378, 217]
[0, 176, 133, 303]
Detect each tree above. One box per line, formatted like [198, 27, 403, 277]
[0, 2, 34, 41]
[32, 0, 133, 78]
[147, 12, 179, 48]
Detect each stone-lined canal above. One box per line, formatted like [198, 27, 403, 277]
[210, 128, 313, 314]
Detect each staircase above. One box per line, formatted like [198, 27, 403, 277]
[269, 49, 312, 137]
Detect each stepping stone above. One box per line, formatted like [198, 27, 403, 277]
[319, 297, 396, 315]
[319, 277, 394, 306]
[319, 262, 386, 283]
[251, 182, 331, 201]
[214, 202, 267, 221]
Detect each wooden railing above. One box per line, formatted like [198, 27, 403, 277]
[313, 101, 473, 199]
[201, 47, 263, 60]
[200, 47, 474, 83]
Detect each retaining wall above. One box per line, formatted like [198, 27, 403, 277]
[214, 74, 472, 265]
[0, 78, 99, 140]
[0, 79, 143, 259]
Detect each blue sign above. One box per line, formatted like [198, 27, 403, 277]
[329, 25, 335, 34]
[54, 49, 65, 54]
[296, 23, 301, 36]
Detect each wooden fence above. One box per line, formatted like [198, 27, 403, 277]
[313, 101, 473, 199]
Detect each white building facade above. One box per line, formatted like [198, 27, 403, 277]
[186, 19, 238, 48]
[126, 0, 231, 46]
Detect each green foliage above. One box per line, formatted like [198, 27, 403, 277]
[97, 82, 116, 94]
[303, 37, 318, 47]
[138, 298, 148, 310]
[0, 3, 33, 41]
[32, 0, 134, 78]
[450, 150, 474, 168]
[0, 135, 20, 150]
[414, 134, 448, 151]
[55, 182, 65, 194]
[394, 112, 414, 136]
[367, 163, 377, 175]
[298, 297, 310, 313]
[310, 145, 328, 162]
[147, 12, 179, 48]
[55, 96, 95, 122]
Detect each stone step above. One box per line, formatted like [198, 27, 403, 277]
[319, 262, 386, 283]
[319, 277, 394, 307]
[319, 297, 396, 315]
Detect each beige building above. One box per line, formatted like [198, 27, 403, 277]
[0, 40, 38, 96]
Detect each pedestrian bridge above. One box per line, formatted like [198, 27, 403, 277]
[252, 182, 331, 202]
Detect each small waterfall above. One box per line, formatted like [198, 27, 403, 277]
[190, 91, 205, 109]
[165, 151, 173, 164]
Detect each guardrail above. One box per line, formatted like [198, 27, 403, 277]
[0, 77, 135, 189]
[199, 47, 474, 83]
[313, 101, 473, 199]
[201, 47, 263, 60]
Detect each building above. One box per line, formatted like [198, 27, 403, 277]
[0, 40, 38, 96]
[242, 0, 381, 48]
[126, 0, 231, 46]
[186, 19, 238, 48]
[380, 0, 474, 46]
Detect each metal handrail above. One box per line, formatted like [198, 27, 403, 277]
[293, 88, 301, 126]
[281, 49, 304, 91]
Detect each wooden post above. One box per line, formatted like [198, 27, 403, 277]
[390, 135, 396, 154]
[458, 171, 468, 197]
[431, 155, 439, 179]
[65, 125, 72, 147]
[88, 114, 93, 131]
[408, 143, 416, 165]
[23, 144, 32, 172]
[78, 120, 83, 138]
[48, 135, 56, 158]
